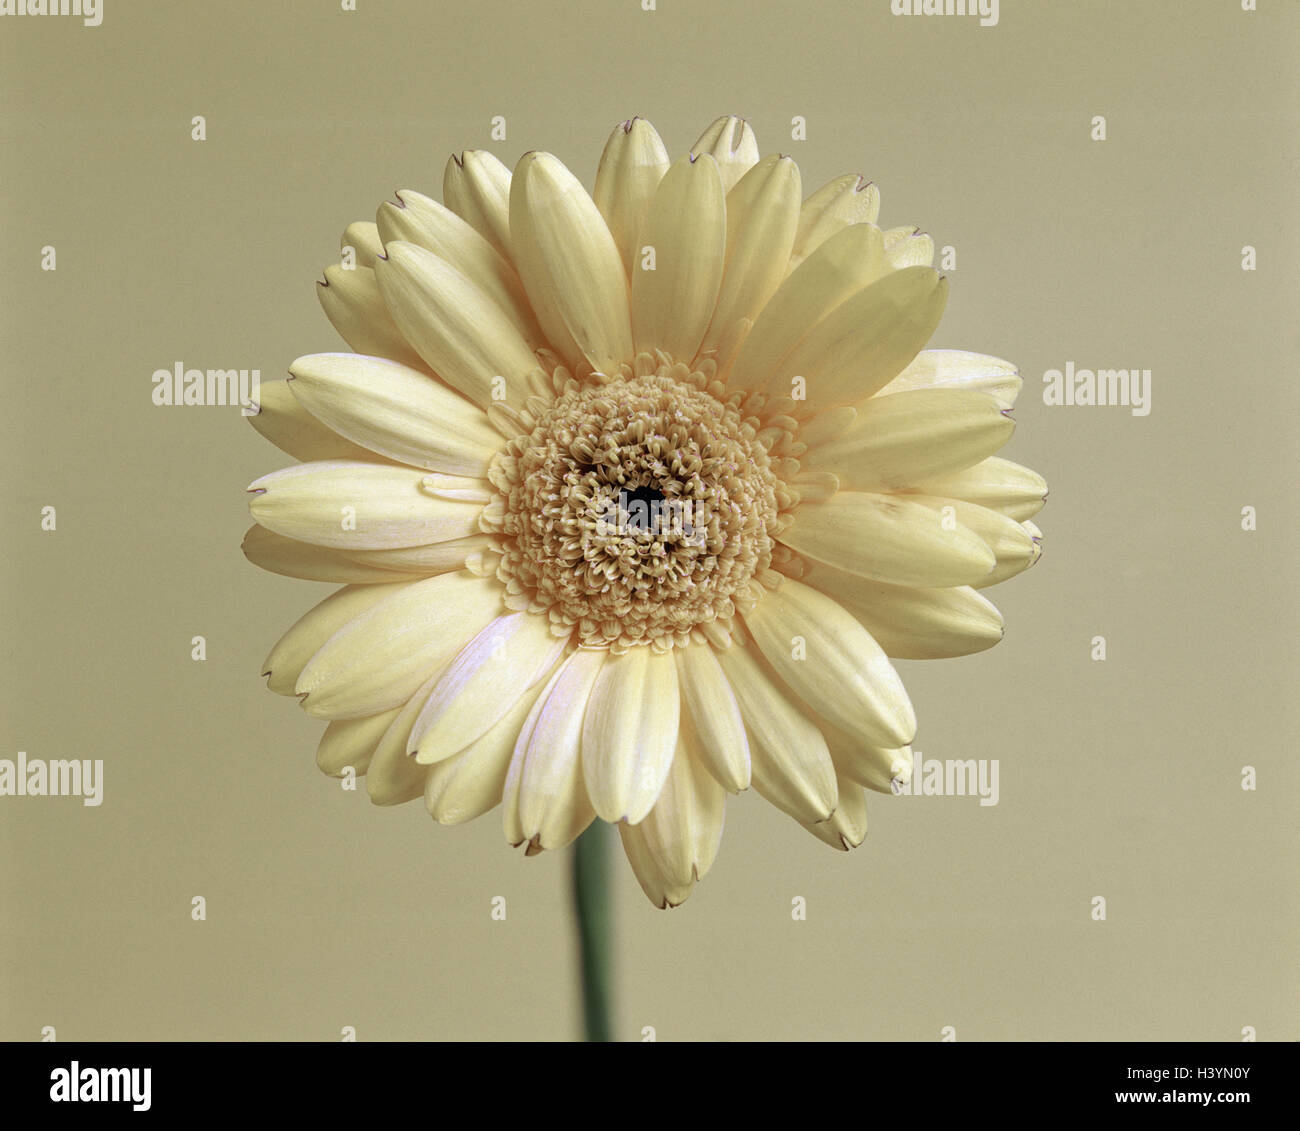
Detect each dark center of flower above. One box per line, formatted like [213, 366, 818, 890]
[484, 365, 788, 652]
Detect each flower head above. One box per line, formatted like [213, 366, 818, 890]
[245, 116, 1047, 907]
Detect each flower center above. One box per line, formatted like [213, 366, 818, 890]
[485, 365, 786, 652]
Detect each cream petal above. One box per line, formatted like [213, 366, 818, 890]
[262, 581, 409, 696]
[241, 524, 412, 584]
[619, 820, 694, 909]
[375, 241, 538, 410]
[778, 491, 996, 588]
[287, 353, 503, 476]
[316, 707, 402, 778]
[376, 190, 544, 347]
[802, 771, 869, 850]
[698, 154, 801, 368]
[424, 680, 549, 825]
[881, 226, 934, 269]
[902, 456, 1048, 521]
[1018, 522, 1045, 577]
[410, 612, 570, 763]
[593, 117, 671, 277]
[822, 717, 913, 794]
[727, 222, 887, 390]
[248, 379, 389, 465]
[903, 496, 1039, 587]
[789, 174, 881, 271]
[503, 649, 604, 851]
[247, 460, 483, 550]
[341, 221, 384, 268]
[795, 404, 857, 451]
[988, 518, 1042, 586]
[335, 534, 492, 575]
[581, 645, 680, 824]
[442, 149, 513, 258]
[765, 267, 948, 413]
[317, 265, 427, 371]
[878, 349, 1022, 409]
[714, 643, 837, 824]
[510, 151, 634, 375]
[690, 115, 759, 194]
[805, 388, 1015, 490]
[638, 740, 726, 887]
[799, 559, 1004, 660]
[743, 577, 915, 748]
[294, 571, 502, 719]
[366, 672, 441, 806]
[673, 642, 750, 793]
[630, 152, 726, 365]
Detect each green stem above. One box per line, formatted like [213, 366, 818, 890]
[572, 821, 614, 1042]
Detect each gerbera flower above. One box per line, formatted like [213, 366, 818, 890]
[243, 115, 1046, 908]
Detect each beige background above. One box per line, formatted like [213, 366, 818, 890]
[2, 0, 1297, 1041]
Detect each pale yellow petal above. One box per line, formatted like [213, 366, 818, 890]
[287, 353, 503, 476]
[878, 349, 1022, 409]
[726, 222, 887, 390]
[366, 672, 440, 806]
[638, 740, 726, 887]
[690, 115, 759, 193]
[901, 456, 1048, 521]
[778, 491, 996, 588]
[317, 264, 427, 371]
[822, 716, 912, 794]
[316, 706, 402, 778]
[794, 404, 857, 451]
[503, 648, 603, 851]
[799, 559, 1004, 660]
[374, 241, 537, 410]
[981, 518, 1042, 587]
[442, 149, 512, 257]
[510, 151, 634, 375]
[802, 771, 869, 850]
[341, 221, 384, 268]
[424, 680, 549, 825]
[805, 388, 1015, 489]
[763, 267, 948, 413]
[593, 117, 671, 277]
[903, 496, 1038, 588]
[714, 643, 837, 824]
[698, 154, 801, 367]
[673, 642, 750, 793]
[262, 581, 408, 695]
[619, 820, 694, 909]
[335, 534, 491, 575]
[247, 379, 389, 465]
[241, 523, 412, 584]
[743, 577, 915, 748]
[410, 612, 570, 763]
[789, 174, 881, 271]
[247, 460, 483, 550]
[630, 152, 726, 364]
[882, 226, 934, 269]
[581, 645, 680, 824]
[376, 190, 544, 347]
[294, 571, 502, 719]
